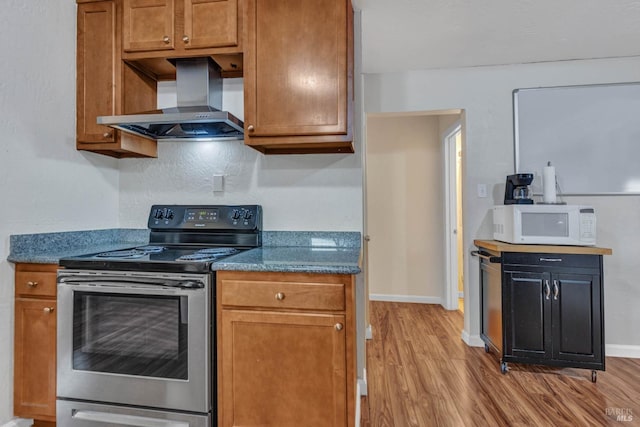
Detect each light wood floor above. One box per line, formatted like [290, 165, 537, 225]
[361, 301, 640, 427]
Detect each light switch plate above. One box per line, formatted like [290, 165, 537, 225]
[477, 183, 487, 198]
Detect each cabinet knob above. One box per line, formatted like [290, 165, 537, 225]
[247, 125, 255, 132]
[182, 35, 190, 43]
[275, 292, 285, 301]
[27, 281, 38, 288]
[335, 323, 343, 331]
[103, 131, 112, 138]
[43, 307, 55, 314]
[163, 35, 170, 44]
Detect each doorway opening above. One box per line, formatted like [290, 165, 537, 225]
[364, 111, 464, 312]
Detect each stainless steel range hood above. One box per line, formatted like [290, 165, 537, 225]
[97, 58, 243, 142]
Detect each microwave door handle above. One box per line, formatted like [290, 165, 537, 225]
[72, 409, 189, 427]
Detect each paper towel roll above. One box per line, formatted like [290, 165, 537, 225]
[543, 165, 557, 203]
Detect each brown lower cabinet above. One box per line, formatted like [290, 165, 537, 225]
[13, 263, 58, 423]
[12, 266, 356, 426]
[217, 271, 356, 427]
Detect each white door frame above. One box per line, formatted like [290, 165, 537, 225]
[443, 123, 462, 310]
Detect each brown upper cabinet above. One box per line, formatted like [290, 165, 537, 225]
[76, 0, 354, 157]
[122, 0, 243, 78]
[76, 0, 158, 158]
[243, 0, 354, 154]
[123, 0, 239, 53]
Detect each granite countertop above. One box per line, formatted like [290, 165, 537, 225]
[7, 230, 362, 275]
[7, 229, 150, 264]
[213, 246, 361, 274]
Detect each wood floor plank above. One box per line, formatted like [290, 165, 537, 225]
[362, 301, 640, 427]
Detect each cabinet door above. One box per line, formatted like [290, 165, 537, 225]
[123, 0, 175, 52]
[14, 299, 57, 421]
[220, 309, 347, 427]
[77, 1, 117, 143]
[480, 258, 502, 353]
[504, 271, 552, 360]
[184, 0, 238, 49]
[551, 273, 603, 363]
[243, 0, 353, 153]
[77, 0, 158, 158]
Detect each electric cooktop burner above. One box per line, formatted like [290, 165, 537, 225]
[176, 247, 239, 262]
[59, 204, 263, 273]
[96, 246, 167, 259]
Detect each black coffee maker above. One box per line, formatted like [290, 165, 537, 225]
[504, 173, 534, 204]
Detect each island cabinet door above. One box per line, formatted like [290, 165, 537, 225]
[220, 310, 347, 427]
[551, 272, 603, 364]
[503, 270, 552, 360]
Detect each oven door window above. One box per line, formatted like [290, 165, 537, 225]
[72, 292, 188, 380]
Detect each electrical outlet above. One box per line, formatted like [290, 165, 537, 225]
[213, 175, 224, 192]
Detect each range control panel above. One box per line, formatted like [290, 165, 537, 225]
[148, 205, 262, 231]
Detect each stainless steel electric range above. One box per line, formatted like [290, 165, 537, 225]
[56, 204, 262, 427]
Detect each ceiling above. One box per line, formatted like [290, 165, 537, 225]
[355, 0, 640, 73]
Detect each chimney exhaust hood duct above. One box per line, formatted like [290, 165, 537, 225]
[97, 58, 243, 142]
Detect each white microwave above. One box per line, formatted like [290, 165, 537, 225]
[493, 204, 596, 246]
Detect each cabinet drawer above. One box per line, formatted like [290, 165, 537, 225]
[15, 271, 57, 298]
[221, 280, 345, 311]
[503, 252, 601, 270]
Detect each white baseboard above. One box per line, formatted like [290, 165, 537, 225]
[369, 294, 442, 305]
[461, 331, 484, 347]
[606, 344, 640, 358]
[1, 419, 33, 427]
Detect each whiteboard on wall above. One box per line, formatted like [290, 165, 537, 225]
[514, 83, 640, 195]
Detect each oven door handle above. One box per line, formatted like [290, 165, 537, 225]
[58, 275, 205, 289]
[72, 409, 189, 427]
[57, 281, 205, 296]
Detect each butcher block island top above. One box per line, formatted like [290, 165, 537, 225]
[474, 239, 612, 255]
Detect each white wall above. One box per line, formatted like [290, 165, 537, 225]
[118, 141, 363, 230]
[366, 115, 444, 301]
[364, 56, 640, 348]
[0, 2, 121, 423]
